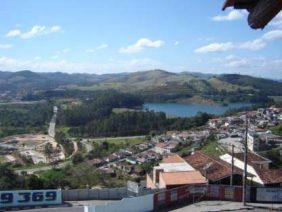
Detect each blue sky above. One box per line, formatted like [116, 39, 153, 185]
[0, 0, 282, 78]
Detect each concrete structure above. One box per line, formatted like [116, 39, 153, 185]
[220, 152, 282, 186]
[147, 154, 207, 189]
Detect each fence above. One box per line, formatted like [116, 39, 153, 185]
[85, 194, 154, 212]
[153, 184, 252, 209]
[62, 187, 128, 201]
[62, 187, 157, 201]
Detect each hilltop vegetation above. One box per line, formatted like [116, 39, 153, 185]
[0, 102, 53, 138]
[1, 70, 281, 104]
[57, 91, 212, 137]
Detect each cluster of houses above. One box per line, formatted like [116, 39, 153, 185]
[96, 129, 212, 177]
[152, 130, 211, 155]
[147, 106, 282, 189]
[85, 106, 282, 187]
[87, 142, 162, 177]
[208, 106, 282, 152]
[147, 151, 282, 189]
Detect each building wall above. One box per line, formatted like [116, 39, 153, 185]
[86, 194, 154, 212]
[62, 188, 128, 201]
[159, 173, 167, 189]
[146, 174, 156, 189]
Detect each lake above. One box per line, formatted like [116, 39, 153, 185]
[144, 102, 253, 117]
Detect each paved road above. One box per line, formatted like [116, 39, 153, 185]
[168, 201, 282, 212]
[48, 106, 58, 138]
[89, 135, 145, 141]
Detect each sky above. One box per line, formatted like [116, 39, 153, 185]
[0, 0, 282, 79]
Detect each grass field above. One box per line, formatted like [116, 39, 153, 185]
[201, 139, 227, 157]
[92, 136, 145, 146]
[112, 108, 139, 114]
[270, 96, 282, 104]
[0, 156, 5, 163]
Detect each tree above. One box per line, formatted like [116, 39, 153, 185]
[0, 163, 22, 189]
[25, 174, 44, 189]
[72, 153, 84, 164]
[44, 143, 54, 163]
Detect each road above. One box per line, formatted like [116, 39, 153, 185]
[73, 135, 145, 153]
[90, 135, 145, 141]
[15, 161, 71, 175]
[167, 201, 282, 212]
[48, 106, 58, 138]
[80, 139, 93, 152]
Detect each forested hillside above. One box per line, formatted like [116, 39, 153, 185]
[57, 92, 212, 137]
[1, 70, 282, 104]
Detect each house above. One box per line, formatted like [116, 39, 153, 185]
[146, 154, 207, 189]
[220, 152, 282, 186]
[98, 166, 116, 177]
[208, 118, 223, 129]
[87, 158, 104, 167]
[184, 151, 244, 185]
[247, 131, 260, 152]
[154, 141, 179, 155]
[126, 157, 137, 165]
[154, 143, 170, 154]
[104, 154, 118, 163]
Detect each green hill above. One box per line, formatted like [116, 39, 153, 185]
[1, 70, 281, 104]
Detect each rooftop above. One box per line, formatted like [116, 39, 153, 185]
[184, 151, 244, 182]
[160, 171, 207, 186]
[161, 154, 186, 163]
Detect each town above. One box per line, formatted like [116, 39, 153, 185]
[1, 0, 282, 211]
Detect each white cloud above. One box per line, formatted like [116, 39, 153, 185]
[33, 56, 41, 61]
[269, 11, 282, 28]
[262, 29, 282, 41]
[195, 29, 282, 53]
[0, 44, 13, 49]
[96, 43, 108, 50]
[21, 25, 46, 39]
[51, 55, 59, 60]
[212, 10, 246, 22]
[61, 48, 70, 53]
[195, 42, 234, 53]
[211, 55, 282, 79]
[5, 25, 62, 39]
[0, 56, 162, 74]
[174, 41, 179, 46]
[239, 39, 266, 51]
[50, 25, 61, 33]
[6, 29, 21, 37]
[86, 43, 108, 53]
[119, 38, 164, 54]
[85, 49, 95, 53]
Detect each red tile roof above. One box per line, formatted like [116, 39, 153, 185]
[234, 152, 282, 185]
[161, 154, 186, 164]
[257, 168, 282, 185]
[160, 171, 207, 186]
[233, 152, 270, 167]
[184, 151, 243, 182]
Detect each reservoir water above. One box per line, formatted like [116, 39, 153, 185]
[144, 102, 253, 117]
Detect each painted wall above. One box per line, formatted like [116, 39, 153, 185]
[85, 194, 154, 212]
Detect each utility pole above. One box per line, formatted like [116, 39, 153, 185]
[242, 113, 249, 206]
[230, 144, 234, 186]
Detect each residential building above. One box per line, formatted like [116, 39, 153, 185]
[146, 154, 207, 189]
[184, 151, 244, 185]
[220, 152, 282, 186]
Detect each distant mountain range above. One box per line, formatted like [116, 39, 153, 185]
[1, 70, 282, 103]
